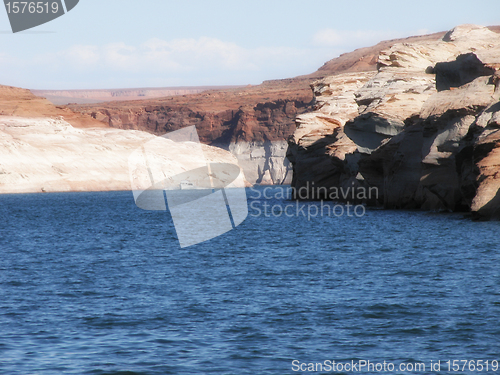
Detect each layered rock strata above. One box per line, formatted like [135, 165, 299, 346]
[288, 24, 500, 219]
[70, 90, 312, 185]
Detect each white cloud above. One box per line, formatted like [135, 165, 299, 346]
[6, 31, 419, 89]
[0, 53, 9, 64]
[312, 28, 402, 47]
[103, 42, 138, 70]
[137, 37, 253, 71]
[0, 36, 320, 88]
[416, 28, 431, 36]
[66, 45, 101, 67]
[312, 29, 344, 47]
[37, 37, 309, 75]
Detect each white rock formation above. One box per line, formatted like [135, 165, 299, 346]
[291, 72, 376, 146]
[378, 24, 500, 71]
[287, 24, 500, 219]
[0, 116, 245, 194]
[229, 141, 292, 185]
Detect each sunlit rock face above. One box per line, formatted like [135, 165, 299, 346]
[0, 117, 243, 194]
[288, 24, 500, 219]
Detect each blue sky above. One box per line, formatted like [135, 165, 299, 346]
[0, 0, 499, 90]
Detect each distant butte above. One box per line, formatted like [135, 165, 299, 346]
[32, 86, 245, 105]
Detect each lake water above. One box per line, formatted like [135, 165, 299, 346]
[1, 188, 500, 374]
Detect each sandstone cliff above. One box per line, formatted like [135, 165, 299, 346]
[287, 24, 500, 220]
[67, 28, 482, 186]
[69, 83, 313, 185]
[0, 116, 243, 194]
[0, 85, 104, 128]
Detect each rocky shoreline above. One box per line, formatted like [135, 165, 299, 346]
[2, 23, 500, 221]
[287, 25, 500, 220]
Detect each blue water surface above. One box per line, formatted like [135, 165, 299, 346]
[0, 188, 499, 374]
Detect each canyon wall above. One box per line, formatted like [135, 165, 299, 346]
[287, 24, 500, 220]
[66, 30, 459, 186]
[45, 25, 500, 190]
[70, 87, 313, 185]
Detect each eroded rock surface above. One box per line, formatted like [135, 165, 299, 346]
[288, 24, 500, 219]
